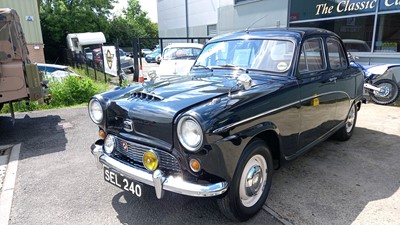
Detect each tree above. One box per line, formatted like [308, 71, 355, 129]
[40, 0, 158, 63]
[107, 0, 158, 49]
[40, 0, 115, 63]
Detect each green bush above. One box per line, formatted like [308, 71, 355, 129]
[48, 76, 109, 107]
[0, 101, 49, 113]
[0, 76, 110, 114]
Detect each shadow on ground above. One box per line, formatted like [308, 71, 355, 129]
[0, 114, 67, 160]
[266, 126, 400, 225]
[111, 189, 277, 225]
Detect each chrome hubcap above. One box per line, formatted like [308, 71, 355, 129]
[239, 154, 267, 207]
[245, 165, 262, 196]
[345, 105, 356, 133]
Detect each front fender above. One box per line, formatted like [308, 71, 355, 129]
[199, 121, 279, 183]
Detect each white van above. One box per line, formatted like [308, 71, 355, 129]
[66, 32, 106, 53]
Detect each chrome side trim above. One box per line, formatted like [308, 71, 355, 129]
[91, 143, 228, 198]
[212, 100, 300, 134]
[301, 90, 351, 102]
[212, 90, 351, 134]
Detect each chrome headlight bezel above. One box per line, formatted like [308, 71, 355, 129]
[104, 134, 115, 154]
[88, 98, 103, 124]
[177, 116, 204, 152]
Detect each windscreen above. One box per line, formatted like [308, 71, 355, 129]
[195, 39, 295, 73]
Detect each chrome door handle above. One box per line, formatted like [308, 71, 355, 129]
[329, 77, 337, 83]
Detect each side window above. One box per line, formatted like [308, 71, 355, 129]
[327, 38, 348, 69]
[298, 38, 326, 74]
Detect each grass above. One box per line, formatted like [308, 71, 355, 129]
[0, 66, 113, 114]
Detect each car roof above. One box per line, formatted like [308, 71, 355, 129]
[342, 39, 368, 44]
[164, 43, 204, 49]
[36, 63, 69, 69]
[207, 27, 339, 43]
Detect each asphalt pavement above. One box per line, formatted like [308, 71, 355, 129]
[0, 103, 399, 225]
[0, 106, 281, 225]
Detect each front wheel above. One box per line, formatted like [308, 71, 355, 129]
[368, 79, 399, 105]
[217, 139, 273, 221]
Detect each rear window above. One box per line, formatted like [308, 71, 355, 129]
[163, 47, 202, 60]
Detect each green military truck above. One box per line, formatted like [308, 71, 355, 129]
[0, 8, 47, 122]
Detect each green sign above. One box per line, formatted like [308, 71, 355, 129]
[290, 0, 400, 22]
[379, 0, 400, 11]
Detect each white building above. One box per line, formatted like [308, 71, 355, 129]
[157, 0, 288, 37]
[157, 0, 400, 65]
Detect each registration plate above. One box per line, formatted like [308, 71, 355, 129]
[104, 168, 143, 197]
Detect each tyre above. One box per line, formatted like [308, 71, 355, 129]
[217, 139, 273, 221]
[334, 103, 357, 141]
[368, 79, 399, 105]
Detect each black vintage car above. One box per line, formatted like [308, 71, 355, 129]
[89, 28, 364, 221]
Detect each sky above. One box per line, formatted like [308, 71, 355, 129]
[112, 0, 158, 23]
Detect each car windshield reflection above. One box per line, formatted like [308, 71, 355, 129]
[195, 39, 295, 74]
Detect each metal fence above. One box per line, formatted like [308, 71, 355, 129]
[64, 37, 211, 85]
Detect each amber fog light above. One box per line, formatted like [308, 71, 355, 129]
[143, 150, 159, 171]
[190, 159, 201, 172]
[99, 129, 106, 139]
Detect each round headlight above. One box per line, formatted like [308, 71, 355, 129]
[104, 134, 115, 154]
[177, 116, 203, 152]
[89, 99, 103, 124]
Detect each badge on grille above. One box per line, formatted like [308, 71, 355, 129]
[123, 119, 133, 132]
[122, 141, 129, 152]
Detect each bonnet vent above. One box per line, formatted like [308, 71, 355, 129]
[130, 91, 164, 101]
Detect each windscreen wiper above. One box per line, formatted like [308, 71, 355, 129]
[214, 64, 249, 72]
[192, 64, 213, 71]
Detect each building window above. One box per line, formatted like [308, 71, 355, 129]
[291, 15, 374, 52]
[374, 13, 400, 52]
[207, 24, 217, 36]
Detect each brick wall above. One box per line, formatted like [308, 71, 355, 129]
[26, 44, 45, 63]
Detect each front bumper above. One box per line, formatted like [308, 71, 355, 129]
[91, 142, 228, 199]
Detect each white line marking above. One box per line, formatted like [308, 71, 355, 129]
[0, 144, 20, 225]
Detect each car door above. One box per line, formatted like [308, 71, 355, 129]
[325, 37, 354, 124]
[296, 37, 338, 151]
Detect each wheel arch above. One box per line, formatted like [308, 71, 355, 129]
[247, 130, 281, 170]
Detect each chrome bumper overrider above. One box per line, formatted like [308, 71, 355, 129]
[91, 143, 228, 199]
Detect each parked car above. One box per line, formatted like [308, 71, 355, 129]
[92, 48, 135, 73]
[88, 28, 364, 222]
[154, 43, 203, 77]
[342, 39, 371, 52]
[145, 48, 161, 63]
[141, 48, 152, 56]
[37, 63, 80, 81]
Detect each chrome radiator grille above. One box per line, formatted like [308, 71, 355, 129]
[114, 137, 181, 173]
